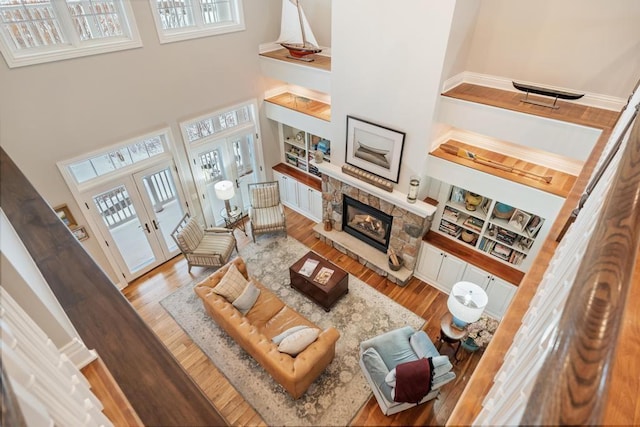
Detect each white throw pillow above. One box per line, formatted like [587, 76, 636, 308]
[278, 328, 320, 356]
[212, 263, 248, 302]
[232, 281, 261, 315]
[272, 325, 310, 345]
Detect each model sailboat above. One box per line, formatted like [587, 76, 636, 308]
[276, 0, 322, 62]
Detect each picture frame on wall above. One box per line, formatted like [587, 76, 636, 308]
[345, 115, 405, 183]
[54, 204, 77, 228]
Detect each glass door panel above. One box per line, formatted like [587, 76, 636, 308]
[134, 163, 186, 256]
[91, 184, 158, 276]
[193, 144, 227, 228]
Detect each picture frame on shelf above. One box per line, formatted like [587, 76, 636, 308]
[508, 209, 531, 232]
[517, 236, 534, 250]
[450, 186, 465, 203]
[480, 197, 491, 215]
[526, 215, 544, 237]
[71, 226, 89, 241]
[54, 204, 77, 228]
[345, 115, 405, 183]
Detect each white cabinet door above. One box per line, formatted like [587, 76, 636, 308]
[309, 186, 322, 222]
[274, 171, 298, 207]
[415, 242, 465, 293]
[416, 243, 445, 285]
[462, 264, 492, 288]
[484, 277, 517, 319]
[438, 254, 466, 293]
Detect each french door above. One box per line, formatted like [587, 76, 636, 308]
[190, 129, 258, 228]
[82, 161, 186, 281]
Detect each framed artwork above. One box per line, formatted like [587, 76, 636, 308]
[71, 226, 89, 241]
[508, 209, 531, 232]
[345, 116, 405, 183]
[54, 204, 77, 228]
[450, 186, 465, 204]
[526, 215, 544, 237]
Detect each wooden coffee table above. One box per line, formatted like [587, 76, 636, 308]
[289, 251, 349, 311]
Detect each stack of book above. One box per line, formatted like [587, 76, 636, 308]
[462, 216, 484, 232]
[443, 206, 460, 222]
[495, 227, 518, 246]
[491, 243, 512, 261]
[439, 219, 461, 237]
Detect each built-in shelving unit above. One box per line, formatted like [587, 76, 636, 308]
[435, 184, 545, 269]
[281, 124, 330, 178]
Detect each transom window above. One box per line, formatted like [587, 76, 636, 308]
[182, 104, 251, 143]
[149, 0, 244, 44]
[67, 134, 167, 184]
[0, 0, 141, 68]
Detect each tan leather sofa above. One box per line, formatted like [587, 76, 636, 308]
[194, 257, 341, 399]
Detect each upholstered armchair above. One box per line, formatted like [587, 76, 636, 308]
[359, 326, 456, 416]
[171, 213, 237, 272]
[247, 181, 287, 242]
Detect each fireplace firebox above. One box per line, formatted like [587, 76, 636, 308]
[342, 195, 393, 253]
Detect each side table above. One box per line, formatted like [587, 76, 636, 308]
[220, 207, 246, 236]
[437, 312, 466, 363]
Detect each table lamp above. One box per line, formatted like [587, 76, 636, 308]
[447, 281, 488, 329]
[214, 180, 235, 216]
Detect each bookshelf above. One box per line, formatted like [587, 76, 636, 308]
[436, 185, 545, 269]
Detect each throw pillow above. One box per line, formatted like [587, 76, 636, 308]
[212, 263, 248, 303]
[232, 281, 261, 315]
[272, 325, 310, 345]
[278, 327, 320, 356]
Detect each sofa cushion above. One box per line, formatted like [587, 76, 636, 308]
[176, 218, 204, 252]
[361, 347, 393, 402]
[272, 325, 310, 345]
[278, 327, 320, 356]
[232, 281, 261, 315]
[410, 330, 439, 359]
[213, 263, 248, 302]
[361, 327, 417, 369]
[250, 185, 280, 208]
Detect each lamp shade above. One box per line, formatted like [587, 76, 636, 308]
[447, 281, 488, 324]
[214, 180, 235, 201]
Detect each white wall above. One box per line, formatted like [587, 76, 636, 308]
[331, 0, 457, 194]
[0, 1, 282, 282]
[465, 0, 640, 97]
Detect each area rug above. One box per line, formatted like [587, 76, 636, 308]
[161, 235, 425, 426]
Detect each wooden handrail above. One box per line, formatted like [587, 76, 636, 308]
[0, 148, 227, 426]
[521, 115, 640, 424]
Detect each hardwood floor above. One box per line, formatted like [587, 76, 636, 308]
[123, 209, 482, 426]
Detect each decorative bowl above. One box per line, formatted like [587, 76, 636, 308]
[493, 202, 515, 219]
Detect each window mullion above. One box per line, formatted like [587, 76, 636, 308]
[53, 0, 81, 46]
[191, 0, 205, 27]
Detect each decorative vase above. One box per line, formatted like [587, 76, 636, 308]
[465, 192, 483, 211]
[324, 219, 332, 231]
[407, 176, 420, 204]
[461, 337, 480, 352]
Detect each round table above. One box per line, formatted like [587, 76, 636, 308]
[437, 312, 467, 363]
[220, 207, 246, 235]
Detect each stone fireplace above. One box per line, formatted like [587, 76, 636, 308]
[342, 195, 393, 253]
[313, 163, 437, 286]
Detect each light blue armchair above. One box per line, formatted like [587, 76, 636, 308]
[359, 326, 456, 416]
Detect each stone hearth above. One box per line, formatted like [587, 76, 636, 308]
[313, 163, 437, 285]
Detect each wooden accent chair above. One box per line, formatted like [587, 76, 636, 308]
[171, 213, 237, 272]
[247, 181, 287, 242]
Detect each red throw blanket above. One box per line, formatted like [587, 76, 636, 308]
[393, 358, 433, 403]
